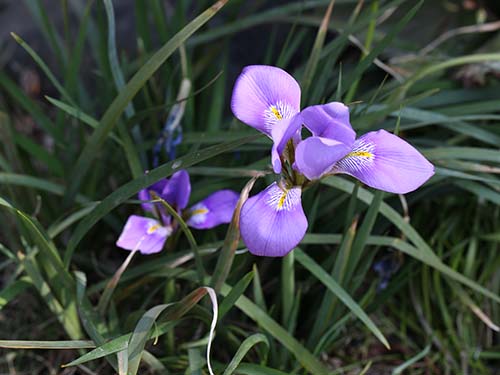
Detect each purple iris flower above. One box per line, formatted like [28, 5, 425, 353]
[116, 170, 239, 254]
[231, 65, 435, 257]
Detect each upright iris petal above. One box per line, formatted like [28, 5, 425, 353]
[294, 102, 355, 180]
[138, 180, 167, 213]
[332, 130, 435, 194]
[161, 169, 191, 210]
[187, 190, 240, 229]
[138, 170, 191, 213]
[116, 215, 172, 254]
[270, 113, 303, 173]
[240, 182, 308, 257]
[301, 102, 355, 145]
[231, 65, 301, 136]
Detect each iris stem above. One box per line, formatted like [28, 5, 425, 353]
[284, 139, 307, 187]
[152, 193, 206, 285]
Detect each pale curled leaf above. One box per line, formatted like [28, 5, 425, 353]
[205, 287, 218, 375]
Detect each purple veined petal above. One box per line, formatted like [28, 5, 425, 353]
[294, 136, 352, 180]
[186, 190, 240, 229]
[332, 129, 435, 194]
[301, 102, 356, 145]
[161, 169, 191, 210]
[138, 170, 190, 218]
[116, 215, 172, 255]
[138, 179, 167, 213]
[270, 113, 303, 173]
[240, 182, 308, 257]
[231, 65, 301, 136]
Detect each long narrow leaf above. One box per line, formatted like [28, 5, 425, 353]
[64, 0, 229, 204]
[321, 177, 500, 303]
[223, 334, 269, 375]
[295, 248, 390, 349]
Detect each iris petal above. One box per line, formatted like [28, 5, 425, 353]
[138, 179, 167, 213]
[301, 102, 355, 145]
[187, 190, 240, 229]
[240, 182, 308, 257]
[161, 169, 191, 210]
[332, 130, 435, 194]
[294, 136, 351, 180]
[138, 169, 191, 214]
[270, 113, 303, 173]
[231, 65, 301, 136]
[116, 215, 171, 254]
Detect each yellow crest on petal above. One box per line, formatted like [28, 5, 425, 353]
[270, 106, 282, 120]
[191, 208, 209, 216]
[347, 151, 374, 158]
[277, 189, 288, 209]
[147, 224, 161, 234]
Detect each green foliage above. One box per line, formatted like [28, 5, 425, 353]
[1, 0, 499, 374]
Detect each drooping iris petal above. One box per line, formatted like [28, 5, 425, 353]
[161, 169, 191, 210]
[332, 130, 435, 194]
[116, 215, 171, 254]
[240, 182, 308, 257]
[187, 190, 240, 229]
[270, 113, 303, 173]
[294, 136, 351, 180]
[231, 65, 301, 136]
[138, 179, 167, 213]
[301, 102, 355, 145]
